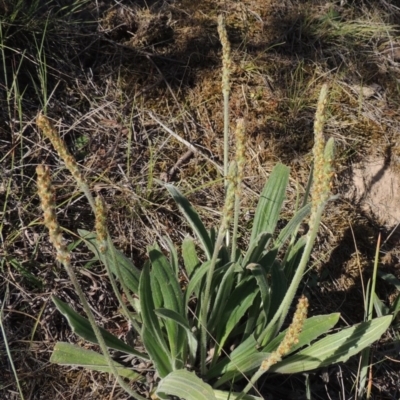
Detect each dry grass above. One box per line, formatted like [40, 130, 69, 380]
[1, 0, 400, 399]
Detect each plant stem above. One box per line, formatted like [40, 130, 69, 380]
[259, 203, 325, 346]
[200, 229, 225, 375]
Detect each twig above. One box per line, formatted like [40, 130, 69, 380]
[148, 112, 223, 174]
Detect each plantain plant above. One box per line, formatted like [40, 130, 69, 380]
[35, 15, 392, 400]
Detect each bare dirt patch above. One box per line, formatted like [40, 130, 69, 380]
[351, 155, 400, 229]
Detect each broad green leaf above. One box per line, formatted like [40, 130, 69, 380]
[149, 247, 184, 360]
[267, 262, 287, 321]
[50, 342, 143, 381]
[52, 296, 147, 358]
[155, 308, 197, 363]
[247, 263, 270, 320]
[215, 278, 258, 355]
[269, 315, 392, 374]
[78, 229, 140, 293]
[150, 268, 164, 310]
[184, 260, 212, 309]
[263, 313, 340, 354]
[282, 237, 306, 281]
[273, 203, 311, 250]
[216, 352, 267, 387]
[208, 262, 237, 332]
[259, 201, 329, 347]
[139, 264, 173, 376]
[242, 233, 272, 267]
[157, 370, 217, 400]
[166, 184, 213, 260]
[182, 236, 200, 278]
[142, 326, 172, 378]
[250, 163, 289, 242]
[255, 307, 267, 337]
[242, 294, 262, 340]
[149, 248, 183, 314]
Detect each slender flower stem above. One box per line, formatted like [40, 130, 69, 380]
[231, 119, 246, 260]
[200, 229, 226, 376]
[36, 165, 145, 400]
[200, 162, 236, 375]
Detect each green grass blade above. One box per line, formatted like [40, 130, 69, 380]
[358, 233, 381, 398]
[0, 286, 25, 400]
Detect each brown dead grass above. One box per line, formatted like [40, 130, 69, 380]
[1, 0, 400, 399]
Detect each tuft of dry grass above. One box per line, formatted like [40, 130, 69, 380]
[1, 0, 400, 399]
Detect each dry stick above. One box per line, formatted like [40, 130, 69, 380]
[149, 112, 261, 198]
[165, 149, 194, 182]
[148, 112, 223, 174]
